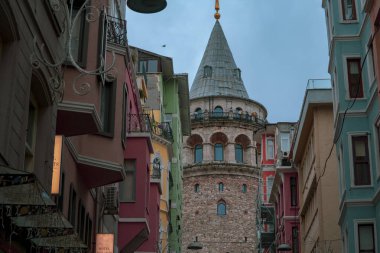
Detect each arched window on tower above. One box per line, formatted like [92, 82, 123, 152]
[235, 144, 243, 163]
[217, 200, 226, 216]
[204, 65, 212, 78]
[218, 182, 224, 192]
[194, 144, 203, 163]
[214, 143, 224, 161]
[242, 184, 247, 193]
[233, 68, 241, 80]
[213, 106, 223, 117]
[194, 184, 200, 193]
[194, 107, 203, 120]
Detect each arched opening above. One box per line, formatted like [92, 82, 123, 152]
[212, 106, 223, 117]
[194, 183, 200, 193]
[217, 200, 226, 216]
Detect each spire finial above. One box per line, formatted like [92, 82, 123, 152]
[214, 0, 220, 20]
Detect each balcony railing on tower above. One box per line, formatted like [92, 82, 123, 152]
[107, 15, 127, 47]
[191, 111, 266, 128]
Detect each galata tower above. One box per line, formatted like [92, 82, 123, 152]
[182, 1, 267, 252]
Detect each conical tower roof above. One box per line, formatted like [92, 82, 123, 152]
[190, 21, 249, 99]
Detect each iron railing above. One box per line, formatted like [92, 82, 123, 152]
[127, 114, 152, 133]
[107, 15, 127, 47]
[191, 111, 266, 127]
[151, 122, 173, 142]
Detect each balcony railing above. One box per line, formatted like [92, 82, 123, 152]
[107, 15, 127, 47]
[128, 114, 152, 133]
[191, 111, 266, 127]
[151, 122, 173, 142]
[306, 79, 331, 90]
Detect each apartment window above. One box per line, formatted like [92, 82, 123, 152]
[120, 160, 136, 201]
[352, 136, 371, 185]
[266, 177, 274, 201]
[367, 42, 376, 85]
[266, 138, 274, 160]
[217, 201, 226, 216]
[358, 224, 375, 253]
[235, 144, 243, 163]
[121, 83, 128, 146]
[292, 226, 299, 253]
[214, 143, 224, 161]
[85, 214, 93, 248]
[194, 184, 200, 193]
[70, 0, 88, 65]
[290, 177, 298, 206]
[100, 81, 116, 135]
[204, 65, 212, 77]
[280, 132, 290, 153]
[77, 202, 85, 240]
[347, 58, 363, 98]
[242, 184, 247, 193]
[218, 182, 224, 192]
[342, 0, 357, 21]
[68, 184, 77, 226]
[194, 144, 203, 163]
[139, 59, 159, 73]
[25, 99, 38, 170]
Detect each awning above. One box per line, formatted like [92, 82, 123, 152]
[0, 182, 55, 206]
[11, 212, 74, 239]
[0, 165, 35, 187]
[31, 234, 87, 249]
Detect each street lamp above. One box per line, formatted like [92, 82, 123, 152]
[127, 0, 167, 13]
[187, 237, 203, 250]
[277, 243, 292, 251]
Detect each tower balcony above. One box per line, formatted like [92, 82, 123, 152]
[190, 111, 266, 130]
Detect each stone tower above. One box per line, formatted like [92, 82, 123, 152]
[181, 6, 267, 253]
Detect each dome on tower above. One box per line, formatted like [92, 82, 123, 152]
[190, 21, 249, 99]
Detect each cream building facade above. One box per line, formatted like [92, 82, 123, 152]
[292, 84, 342, 253]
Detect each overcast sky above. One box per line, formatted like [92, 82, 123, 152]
[125, 0, 329, 123]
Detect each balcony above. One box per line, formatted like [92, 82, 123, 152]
[190, 111, 266, 130]
[106, 16, 127, 47]
[306, 79, 331, 90]
[151, 122, 173, 142]
[128, 114, 152, 134]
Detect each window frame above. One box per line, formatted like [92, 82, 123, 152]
[346, 57, 364, 99]
[203, 65, 212, 78]
[120, 159, 136, 202]
[99, 80, 117, 136]
[68, 184, 77, 227]
[217, 201, 226, 216]
[290, 177, 298, 207]
[340, 0, 357, 21]
[266, 137, 274, 160]
[349, 133, 372, 187]
[194, 144, 203, 163]
[242, 184, 247, 193]
[194, 184, 200, 193]
[218, 182, 224, 192]
[292, 226, 299, 253]
[235, 144, 243, 163]
[214, 143, 224, 161]
[280, 132, 290, 153]
[266, 176, 274, 202]
[68, 0, 89, 67]
[354, 220, 377, 253]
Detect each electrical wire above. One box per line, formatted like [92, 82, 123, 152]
[316, 26, 380, 185]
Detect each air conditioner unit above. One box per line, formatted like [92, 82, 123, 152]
[104, 186, 118, 215]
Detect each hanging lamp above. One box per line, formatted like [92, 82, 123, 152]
[127, 0, 167, 13]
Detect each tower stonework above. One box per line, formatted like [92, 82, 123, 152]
[182, 19, 267, 253]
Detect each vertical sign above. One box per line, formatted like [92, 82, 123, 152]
[51, 135, 63, 195]
[96, 234, 114, 253]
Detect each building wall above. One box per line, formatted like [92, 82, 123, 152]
[323, 0, 380, 251]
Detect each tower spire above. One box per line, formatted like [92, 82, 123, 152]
[214, 0, 220, 20]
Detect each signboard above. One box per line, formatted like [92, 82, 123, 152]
[51, 135, 63, 195]
[96, 234, 114, 253]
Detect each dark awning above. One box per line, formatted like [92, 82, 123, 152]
[0, 165, 35, 187]
[0, 182, 55, 206]
[11, 212, 74, 239]
[31, 234, 87, 249]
